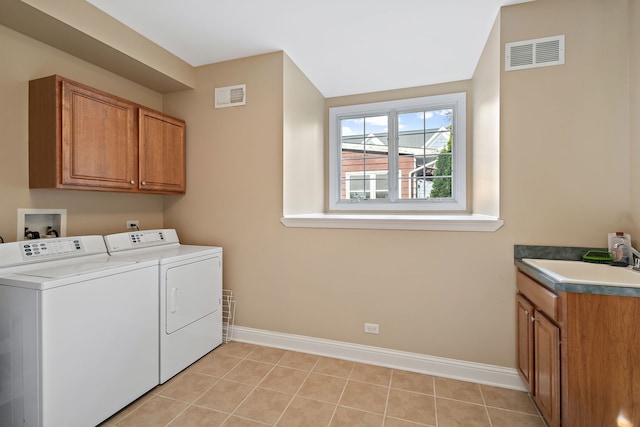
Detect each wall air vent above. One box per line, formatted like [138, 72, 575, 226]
[215, 84, 246, 108]
[505, 35, 564, 71]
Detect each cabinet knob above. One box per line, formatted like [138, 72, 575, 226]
[130, 180, 136, 185]
[141, 181, 147, 186]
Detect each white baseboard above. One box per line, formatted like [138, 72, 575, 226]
[231, 326, 526, 391]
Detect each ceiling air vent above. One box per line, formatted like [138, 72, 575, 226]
[215, 84, 246, 108]
[505, 35, 564, 71]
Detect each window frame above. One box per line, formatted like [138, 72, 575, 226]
[329, 92, 467, 212]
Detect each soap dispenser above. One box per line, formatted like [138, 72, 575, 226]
[610, 231, 631, 265]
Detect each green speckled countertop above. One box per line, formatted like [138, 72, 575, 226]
[514, 245, 640, 298]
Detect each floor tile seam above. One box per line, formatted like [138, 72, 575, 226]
[158, 371, 225, 403]
[390, 385, 435, 397]
[245, 349, 287, 365]
[384, 415, 432, 426]
[183, 371, 224, 382]
[224, 413, 273, 426]
[484, 404, 496, 427]
[346, 376, 394, 388]
[219, 364, 277, 386]
[161, 401, 193, 427]
[434, 395, 487, 407]
[484, 405, 542, 417]
[380, 370, 394, 426]
[337, 402, 387, 417]
[187, 402, 234, 426]
[267, 358, 321, 427]
[430, 377, 439, 427]
[274, 361, 315, 373]
[224, 359, 286, 424]
[326, 364, 354, 426]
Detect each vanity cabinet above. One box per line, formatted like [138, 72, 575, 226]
[28, 75, 185, 194]
[516, 268, 640, 427]
[516, 272, 560, 427]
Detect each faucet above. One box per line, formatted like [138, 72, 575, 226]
[612, 240, 640, 269]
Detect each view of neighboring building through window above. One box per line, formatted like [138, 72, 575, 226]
[329, 93, 466, 211]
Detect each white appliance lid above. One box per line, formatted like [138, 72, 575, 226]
[15, 259, 138, 279]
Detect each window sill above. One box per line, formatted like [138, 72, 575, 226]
[281, 213, 504, 232]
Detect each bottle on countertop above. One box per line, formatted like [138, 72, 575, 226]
[610, 231, 631, 265]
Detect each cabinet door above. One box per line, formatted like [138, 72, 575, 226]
[138, 108, 186, 193]
[533, 310, 560, 427]
[516, 294, 534, 392]
[61, 81, 138, 190]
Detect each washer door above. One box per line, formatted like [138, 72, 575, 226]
[165, 256, 220, 334]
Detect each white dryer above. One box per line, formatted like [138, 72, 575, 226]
[0, 236, 159, 427]
[104, 229, 223, 383]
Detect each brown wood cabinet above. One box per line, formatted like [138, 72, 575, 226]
[516, 269, 640, 427]
[29, 75, 185, 194]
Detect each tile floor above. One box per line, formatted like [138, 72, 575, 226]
[101, 341, 546, 427]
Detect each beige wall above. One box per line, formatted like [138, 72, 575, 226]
[283, 55, 325, 215]
[472, 14, 501, 218]
[164, 0, 635, 369]
[501, 0, 631, 244]
[1, 0, 636, 370]
[630, 0, 640, 234]
[0, 25, 165, 241]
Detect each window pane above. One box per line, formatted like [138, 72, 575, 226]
[398, 109, 453, 200]
[329, 92, 465, 211]
[346, 173, 371, 200]
[374, 172, 388, 199]
[340, 115, 388, 201]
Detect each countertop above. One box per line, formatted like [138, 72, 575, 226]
[514, 245, 640, 297]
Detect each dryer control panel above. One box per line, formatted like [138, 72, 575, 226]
[104, 229, 180, 252]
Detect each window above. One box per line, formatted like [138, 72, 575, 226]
[329, 93, 466, 211]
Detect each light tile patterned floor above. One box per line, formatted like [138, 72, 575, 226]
[100, 342, 546, 427]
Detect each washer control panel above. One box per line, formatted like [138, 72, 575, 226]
[21, 239, 84, 259]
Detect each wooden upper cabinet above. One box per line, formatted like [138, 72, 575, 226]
[138, 108, 186, 193]
[29, 75, 186, 194]
[60, 80, 138, 190]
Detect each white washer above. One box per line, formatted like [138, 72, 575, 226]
[104, 229, 223, 383]
[0, 236, 159, 427]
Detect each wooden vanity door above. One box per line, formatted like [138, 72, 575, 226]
[60, 81, 138, 190]
[516, 294, 534, 392]
[533, 310, 560, 427]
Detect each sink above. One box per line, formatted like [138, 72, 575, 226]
[522, 258, 640, 288]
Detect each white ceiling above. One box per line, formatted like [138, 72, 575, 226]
[87, 0, 531, 98]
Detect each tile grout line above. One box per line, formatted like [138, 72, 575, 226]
[478, 382, 494, 427]
[433, 376, 439, 427]
[326, 362, 356, 426]
[157, 353, 241, 427]
[380, 369, 394, 427]
[222, 344, 284, 425]
[272, 353, 322, 426]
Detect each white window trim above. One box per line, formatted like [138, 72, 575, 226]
[329, 93, 466, 212]
[281, 213, 504, 232]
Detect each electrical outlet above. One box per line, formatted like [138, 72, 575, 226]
[364, 323, 379, 334]
[126, 220, 139, 230]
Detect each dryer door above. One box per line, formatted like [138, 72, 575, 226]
[165, 256, 220, 334]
